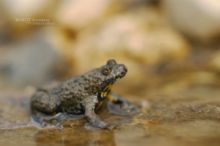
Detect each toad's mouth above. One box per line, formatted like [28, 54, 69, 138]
[114, 71, 127, 80]
[117, 74, 125, 79]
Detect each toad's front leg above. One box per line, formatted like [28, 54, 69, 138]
[83, 96, 108, 129]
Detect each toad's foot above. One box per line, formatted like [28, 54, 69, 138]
[31, 112, 84, 128]
[83, 95, 116, 129]
[107, 94, 139, 116]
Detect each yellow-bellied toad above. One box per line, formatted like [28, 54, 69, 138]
[31, 59, 137, 129]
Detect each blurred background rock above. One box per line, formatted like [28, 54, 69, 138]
[0, 0, 219, 90]
[162, 0, 220, 42]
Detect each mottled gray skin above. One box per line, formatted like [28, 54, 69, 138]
[31, 59, 128, 128]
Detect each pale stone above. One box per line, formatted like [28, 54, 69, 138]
[56, 0, 112, 30]
[162, 0, 220, 41]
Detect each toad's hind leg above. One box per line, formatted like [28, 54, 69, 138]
[31, 111, 84, 128]
[31, 89, 84, 128]
[31, 89, 60, 114]
[30, 89, 61, 127]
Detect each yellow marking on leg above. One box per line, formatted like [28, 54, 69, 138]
[101, 84, 112, 98]
[104, 84, 112, 92]
[101, 92, 108, 98]
[101, 92, 105, 98]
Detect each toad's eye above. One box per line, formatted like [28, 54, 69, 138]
[107, 59, 117, 66]
[102, 67, 111, 76]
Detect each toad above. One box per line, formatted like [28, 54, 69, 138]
[31, 59, 138, 129]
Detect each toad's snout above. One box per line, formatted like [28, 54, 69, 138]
[117, 64, 127, 78]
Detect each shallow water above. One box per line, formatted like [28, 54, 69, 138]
[1, 119, 220, 146]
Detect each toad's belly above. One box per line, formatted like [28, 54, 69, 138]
[60, 100, 106, 115]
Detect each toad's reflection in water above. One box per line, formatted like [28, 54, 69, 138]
[35, 127, 116, 146]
